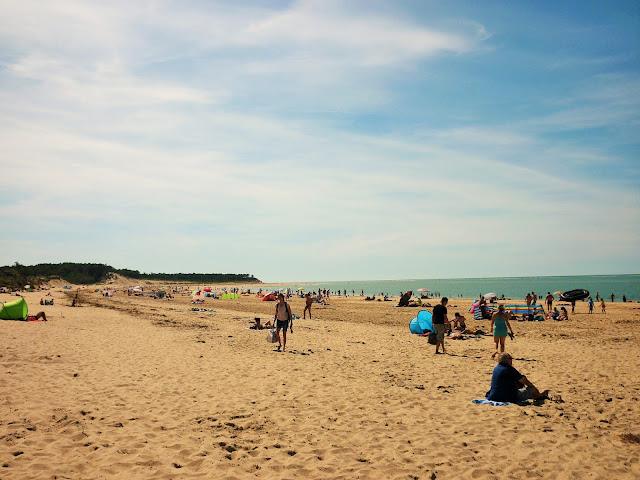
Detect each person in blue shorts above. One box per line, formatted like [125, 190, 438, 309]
[487, 353, 549, 403]
[490, 304, 514, 359]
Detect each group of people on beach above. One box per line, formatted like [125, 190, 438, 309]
[430, 296, 551, 403]
[431, 297, 549, 403]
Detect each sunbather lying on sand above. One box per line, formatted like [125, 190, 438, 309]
[250, 318, 272, 330]
[27, 311, 47, 321]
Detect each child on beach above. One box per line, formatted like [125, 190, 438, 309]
[588, 297, 594, 314]
[601, 299, 606, 314]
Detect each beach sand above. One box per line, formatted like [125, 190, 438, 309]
[1, 286, 639, 479]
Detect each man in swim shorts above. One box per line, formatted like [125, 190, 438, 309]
[274, 294, 292, 351]
[545, 292, 554, 312]
[486, 353, 549, 403]
[432, 297, 450, 355]
[303, 292, 312, 319]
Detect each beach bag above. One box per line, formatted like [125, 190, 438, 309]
[266, 328, 278, 343]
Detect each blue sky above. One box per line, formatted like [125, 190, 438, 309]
[0, 0, 638, 282]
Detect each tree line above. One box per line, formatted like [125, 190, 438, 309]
[0, 262, 260, 289]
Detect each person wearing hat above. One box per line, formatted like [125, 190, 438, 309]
[486, 353, 549, 403]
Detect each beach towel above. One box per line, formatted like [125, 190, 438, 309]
[472, 399, 511, 406]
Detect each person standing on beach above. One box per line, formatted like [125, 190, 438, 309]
[303, 292, 312, 319]
[588, 297, 594, 314]
[274, 293, 292, 352]
[432, 297, 450, 355]
[490, 304, 514, 358]
[545, 292, 554, 312]
[601, 299, 606, 313]
[610, 293, 615, 302]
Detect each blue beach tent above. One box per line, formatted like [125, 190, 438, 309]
[409, 309, 435, 334]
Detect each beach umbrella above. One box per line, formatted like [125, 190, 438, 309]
[484, 292, 497, 300]
[553, 291, 563, 295]
[417, 288, 429, 292]
[297, 287, 304, 290]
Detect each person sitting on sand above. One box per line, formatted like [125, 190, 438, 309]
[546, 307, 560, 320]
[398, 291, 412, 307]
[478, 295, 491, 319]
[486, 353, 549, 403]
[452, 312, 467, 331]
[557, 307, 569, 321]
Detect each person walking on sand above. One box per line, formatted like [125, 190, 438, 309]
[490, 304, 514, 359]
[545, 292, 554, 312]
[303, 292, 312, 319]
[274, 293, 292, 352]
[601, 299, 606, 314]
[432, 297, 450, 355]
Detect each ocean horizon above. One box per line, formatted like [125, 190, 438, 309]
[269, 274, 640, 300]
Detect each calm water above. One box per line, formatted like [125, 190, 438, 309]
[282, 275, 640, 301]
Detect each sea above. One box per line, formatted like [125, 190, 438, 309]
[272, 274, 640, 301]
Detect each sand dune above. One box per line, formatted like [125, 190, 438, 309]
[1, 288, 639, 479]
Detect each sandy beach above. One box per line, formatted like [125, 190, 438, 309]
[1, 285, 639, 479]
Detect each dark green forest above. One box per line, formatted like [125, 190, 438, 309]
[0, 263, 260, 289]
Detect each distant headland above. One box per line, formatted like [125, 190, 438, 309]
[0, 262, 261, 289]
